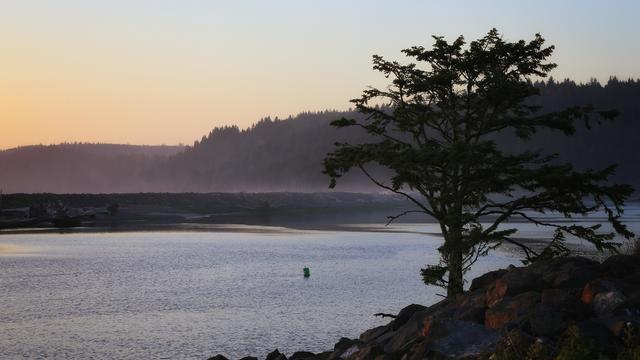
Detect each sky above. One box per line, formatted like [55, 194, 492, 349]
[1, 0, 639, 149]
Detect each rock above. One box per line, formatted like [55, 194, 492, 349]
[207, 355, 229, 360]
[383, 291, 488, 354]
[371, 355, 395, 360]
[543, 258, 599, 289]
[601, 316, 638, 337]
[593, 291, 627, 317]
[492, 328, 536, 359]
[574, 320, 621, 358]
[581, 278, 625, 305]
[345, 343, 382, 360]
[424, 320, 500, 359]
[359, 325, 390, 343]
[370, 331, 395, 348]
[612, 291, 640, 318]
[600, 255, 640, 281]
[266, 350, 287, 360]
[541, 288, 589, 319]
[340, 345, 359, 360]
[390, 304, 427, 330]
[383, 309, 430, 353]
[600, 291, 640, 337]
[239, 357, 258, 360]
[581, 282, 597, 305]
[433, 290, 486, 324]
[330, 338, 359, 360]
[398, 338, 431, 360]
[485, 268, 546, 306]
[469, 268, 508, 292]
[304, 352, 332, 360]
[529, 304, 567, 336]
[485, 291, 540, 329]
[289, 352, 315, 360]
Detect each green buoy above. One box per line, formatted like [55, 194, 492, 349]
[303, 267, 310, 278]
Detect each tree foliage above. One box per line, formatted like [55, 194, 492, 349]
[323, 29, 634, 296]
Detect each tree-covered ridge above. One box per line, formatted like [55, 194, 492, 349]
[0, 79, 638, 193]
[158, 78, 639, 193]
[0, 144, 184, 193]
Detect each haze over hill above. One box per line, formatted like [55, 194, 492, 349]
[0, 144, 183, 193]
[1, 78, 638, 194]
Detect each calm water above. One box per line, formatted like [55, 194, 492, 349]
[1, 209, 639, 359]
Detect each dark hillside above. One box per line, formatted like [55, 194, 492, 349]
[0, 79, 638, 193]
[152, 78, 640, 192]
[0, 144, 183, 193]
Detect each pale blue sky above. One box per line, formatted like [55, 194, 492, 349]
[1, 1, 638, 148]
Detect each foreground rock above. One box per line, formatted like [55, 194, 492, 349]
[209, 255, 640, 360]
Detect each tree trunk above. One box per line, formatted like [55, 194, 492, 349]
[446, 222, 465, 297]
[447, 247, 464, 297]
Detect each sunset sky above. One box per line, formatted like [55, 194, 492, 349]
[1, 0, 639, 150]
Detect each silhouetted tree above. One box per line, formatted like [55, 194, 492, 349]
[323, 29, 635, 297]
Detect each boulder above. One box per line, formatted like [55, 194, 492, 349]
[529, 304, 567, 336]
[383, 310, 430, 353]
[433, 290, 486, 324]
[485, 291, 540, 329]
[600, 255, 640, 281]
[542, 258, 599, 289]
[370, 331, 395, 348]
[469, 269, 508, 292]
[485, 268, 546, 306]
[266, 350, 287, 360]
[581, 278, 625, 305]
[541, 288, 589, 319]
[389, 304, 427, 330]
[612, 291, 640, 317]
[492, 328, 536, 359]
[593, 291, 627, 317]
[424, 320, 500, 359]
[304, 352, 332, 360]
[397, 338, 432, 360]
[600, 291, 640, 337]
[330, 338, 360, 360]
[601, 316, 639, 337]
[289, 352, 315, 360]
[207, 355, 229, 360]
[359, 325, 390, 343]
[345, 343, 382, 360]
[574, 320, 621, 358]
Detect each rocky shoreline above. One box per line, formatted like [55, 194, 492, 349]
[209, 254, 640, 360]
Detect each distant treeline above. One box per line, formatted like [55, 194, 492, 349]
[1, 192, 407, 214]
[0, 78, 638, 193]
[0, 144, 184, 193]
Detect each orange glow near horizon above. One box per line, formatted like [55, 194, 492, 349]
[1, 1, 639, 150]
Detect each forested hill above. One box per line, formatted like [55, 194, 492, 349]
[1, 78, 639, 193]
[146, 110, 379, 192]
[0, 144, 184, 193]
[149, 78, 640, 192]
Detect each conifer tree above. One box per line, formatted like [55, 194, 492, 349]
[324, 29, 634, 297]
